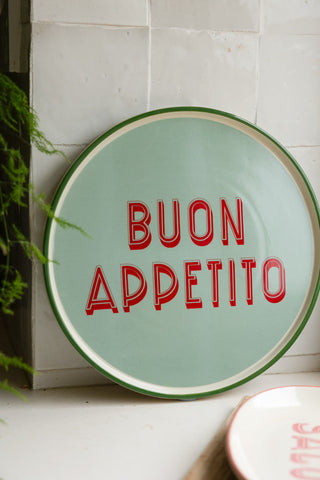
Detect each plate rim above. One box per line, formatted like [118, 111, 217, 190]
[43, 107, 320, 399]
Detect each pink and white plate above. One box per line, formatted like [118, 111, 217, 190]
[226, 386, 320, 480]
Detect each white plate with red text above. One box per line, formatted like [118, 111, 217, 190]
[226, 386, 320, 480]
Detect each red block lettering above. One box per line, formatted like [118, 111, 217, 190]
[263, 257, 286, 303]
[221, 197, 244, 246]
[128, 201, 152, 250]
[86, 266, 118, 315]
[207, 259, 222, 308]
[290, 468, 320, 479]
[158, 199, 181, 248]
[292, 436, 320, 450]
[229, 259, 236, 306]
[189, 199, 214, 246]
[293, 424, 320, 435]
[185, 261, 202, 309]
[121, 265, 147, 312]
[291, 453, 320, 464]
[153, 263, 179, 311]
[241, 257, 256, 305]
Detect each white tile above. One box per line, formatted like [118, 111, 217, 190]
[31, 145, 85, 201]
[33, 261, 90, 370]
[151, 0, 260, 32]
[258, 35, 320, 147]
[289, 146, 320, 205]
[29, 146, 94, 371]
[32, 367, 110, 389]
[32, 0, 148, 26]
[264, 0, 320, 34]
[30, 145, 85, 249]
[268, 353, 320, 373]
[31, 23, 149, 145]
[150, 29, 258, 122]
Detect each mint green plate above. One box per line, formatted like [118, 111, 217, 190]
[44, 108, 320, 399]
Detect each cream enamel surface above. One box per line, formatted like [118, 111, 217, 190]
[227, 386, 320, 479]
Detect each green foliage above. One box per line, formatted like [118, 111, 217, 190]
[0, 73, 59, 317]
[0, 73, 80, 395]
[32, 189, 89, 237]
[0, 352, 34, 399]
[0, 269, 27, 316]
[0, 74, 62, 156]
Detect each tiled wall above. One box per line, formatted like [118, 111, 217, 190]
[29, 0, 320, 388]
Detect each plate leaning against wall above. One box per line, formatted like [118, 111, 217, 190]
[44, 107, 320, 399]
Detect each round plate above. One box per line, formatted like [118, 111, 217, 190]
[226, 386, 320, 479]
[44, 107, 320, 399]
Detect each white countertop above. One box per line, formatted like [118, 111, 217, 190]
[1, 370, 320, 480]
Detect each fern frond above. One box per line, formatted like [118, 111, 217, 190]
[0, 352, 34, 374]
[32, 190, 91, 237]
[0, 74, 85, 397]
[12, 225, 48, 263]
[0, 268, 27, 315]
[0, 379, 26, 400]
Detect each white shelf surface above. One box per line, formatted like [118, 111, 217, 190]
[1, 370, 320, 480]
